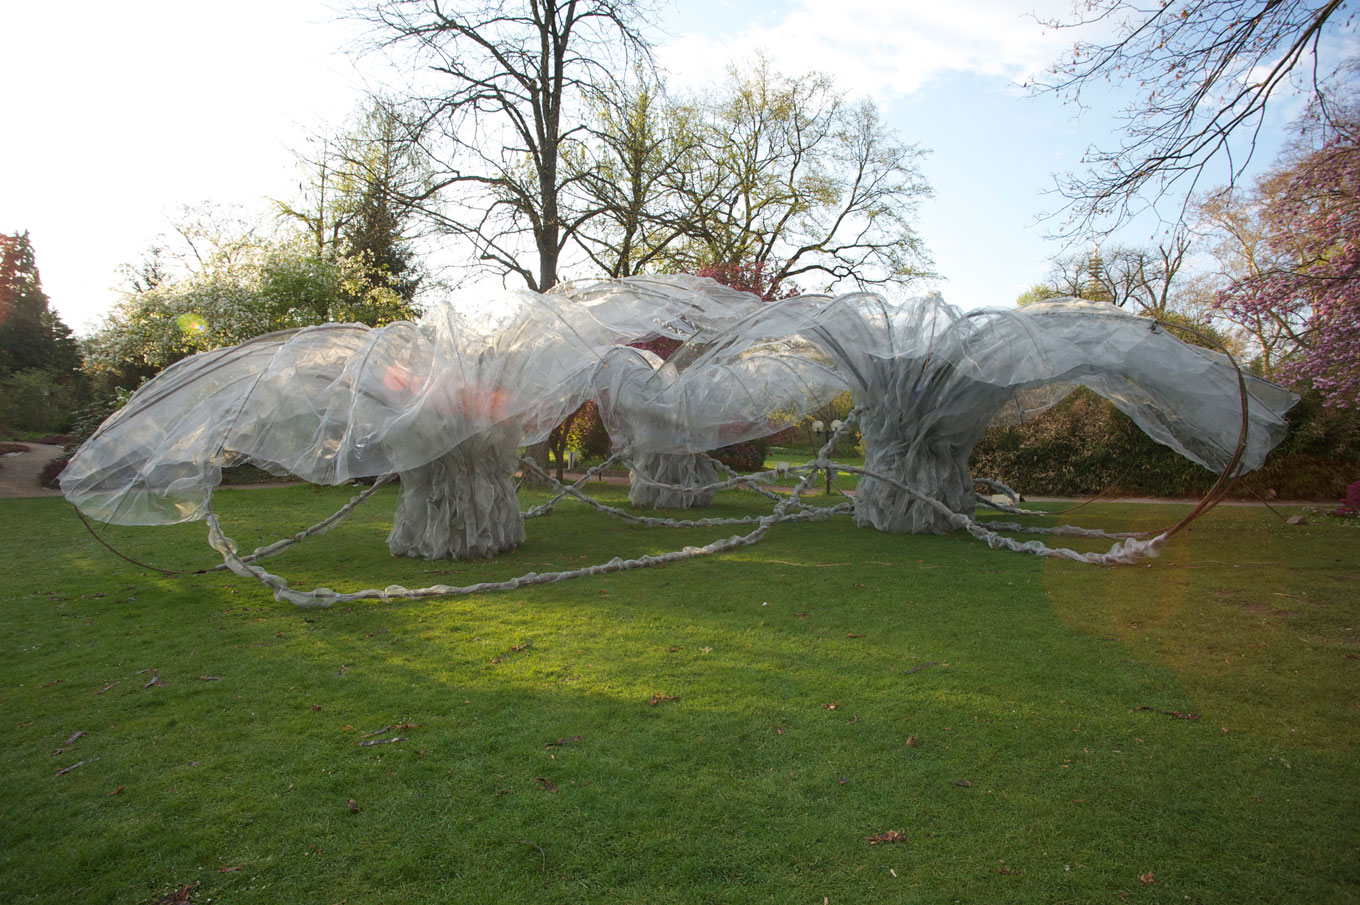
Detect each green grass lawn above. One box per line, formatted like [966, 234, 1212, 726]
[1, 485, 1356, 904]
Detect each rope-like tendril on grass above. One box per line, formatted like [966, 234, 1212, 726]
[201, 410, 1177, 607]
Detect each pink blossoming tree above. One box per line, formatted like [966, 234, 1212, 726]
[1218, 125, 1360, 410]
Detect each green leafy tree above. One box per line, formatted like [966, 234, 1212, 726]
[572, 73, 707, 278]
[572, 59, 934, 295]
[0, 232, 82, 434]
[1015, 283, 1065, 307]
[85, 212, 416, 394]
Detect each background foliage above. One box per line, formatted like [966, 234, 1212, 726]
[971, 388, 1360, 500]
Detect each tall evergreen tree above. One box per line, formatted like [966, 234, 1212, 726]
[0, 232, 80, 378]
[340, 108, 423, 308]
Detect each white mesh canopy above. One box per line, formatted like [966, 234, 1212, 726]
[62, 277, 1296, 563]
[797, 293, 1296, 531]
[61, 278, 752, 528]
[590, 341, 845, 508]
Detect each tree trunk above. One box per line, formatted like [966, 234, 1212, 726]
[388, 426, 525, 560]
[521, 440, 553, 487]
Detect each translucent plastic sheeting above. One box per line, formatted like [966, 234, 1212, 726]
[666, 292, 1297, 533]
[590, 344, 846, 508]
[61, 277, 765, 532]
[63, 277, 1296, 568]
[825, 297, 1296, 532]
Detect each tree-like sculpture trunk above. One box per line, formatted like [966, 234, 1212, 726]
[388, 425, 525, 559]
[853, 407, 977, 534]
[628, 451, 718, 509]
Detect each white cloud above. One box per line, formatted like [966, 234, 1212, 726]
[657, 0, 1074, 100]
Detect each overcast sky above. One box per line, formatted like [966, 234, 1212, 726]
[0, 0, 1321, 334]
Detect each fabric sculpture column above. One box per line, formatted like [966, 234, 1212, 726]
[387, 424, 525, 559]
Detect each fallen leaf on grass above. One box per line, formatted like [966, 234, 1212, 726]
[40, 678, 63, 688]
[904, 662, 937, 674]
[822, 702, 838, 710]
[648, 694, 678, 706]
[198, 676, 222, 681]
[358, 737, 406, 747]
[846, 632, 864, 639]
[108, 785, 125, 796]
[866, 830, 904, 845]
[954, 779, 972, 787]
[346, 798, 359, 813]
[795, 612, 808, 620]
[492, 640, 535, 663]
[95, 682, 119, 695]
[546, 735, 582, 748]
[906, 734, 918, 747]
[394, 722, 422, 731]
[144, 675, 168, 689]
[1139, 872, 1156, 884]
[218, 864, 243, 873]
[154, 883, 195, 904]
[534, 777, 558, 792]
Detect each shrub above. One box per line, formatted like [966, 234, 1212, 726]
[1337, 476, 1360, 518]
[38, 453, 70, 489]
[969, 387, 1360, 500]
[0, 369, 77, 436]
[69, 387, 134, 443]
[710, 437, 770, 472]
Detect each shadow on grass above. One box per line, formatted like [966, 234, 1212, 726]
[0, 488, 1356, 903]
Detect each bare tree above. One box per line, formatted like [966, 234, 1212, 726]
[1107, 232, 1193, 319]
[570, 74, 711, 278]
[678, 60, 934, 292]
[352, 0, 653, 292]
[277, 134, 358, 261]
[1033, 0, 1353, 234]
[1192, 171, 1321, 375]
[1041, 230, 1193, 318]
[571, 61, 934, 293]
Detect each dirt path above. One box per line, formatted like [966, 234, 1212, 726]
[0, 443, 66, 499]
